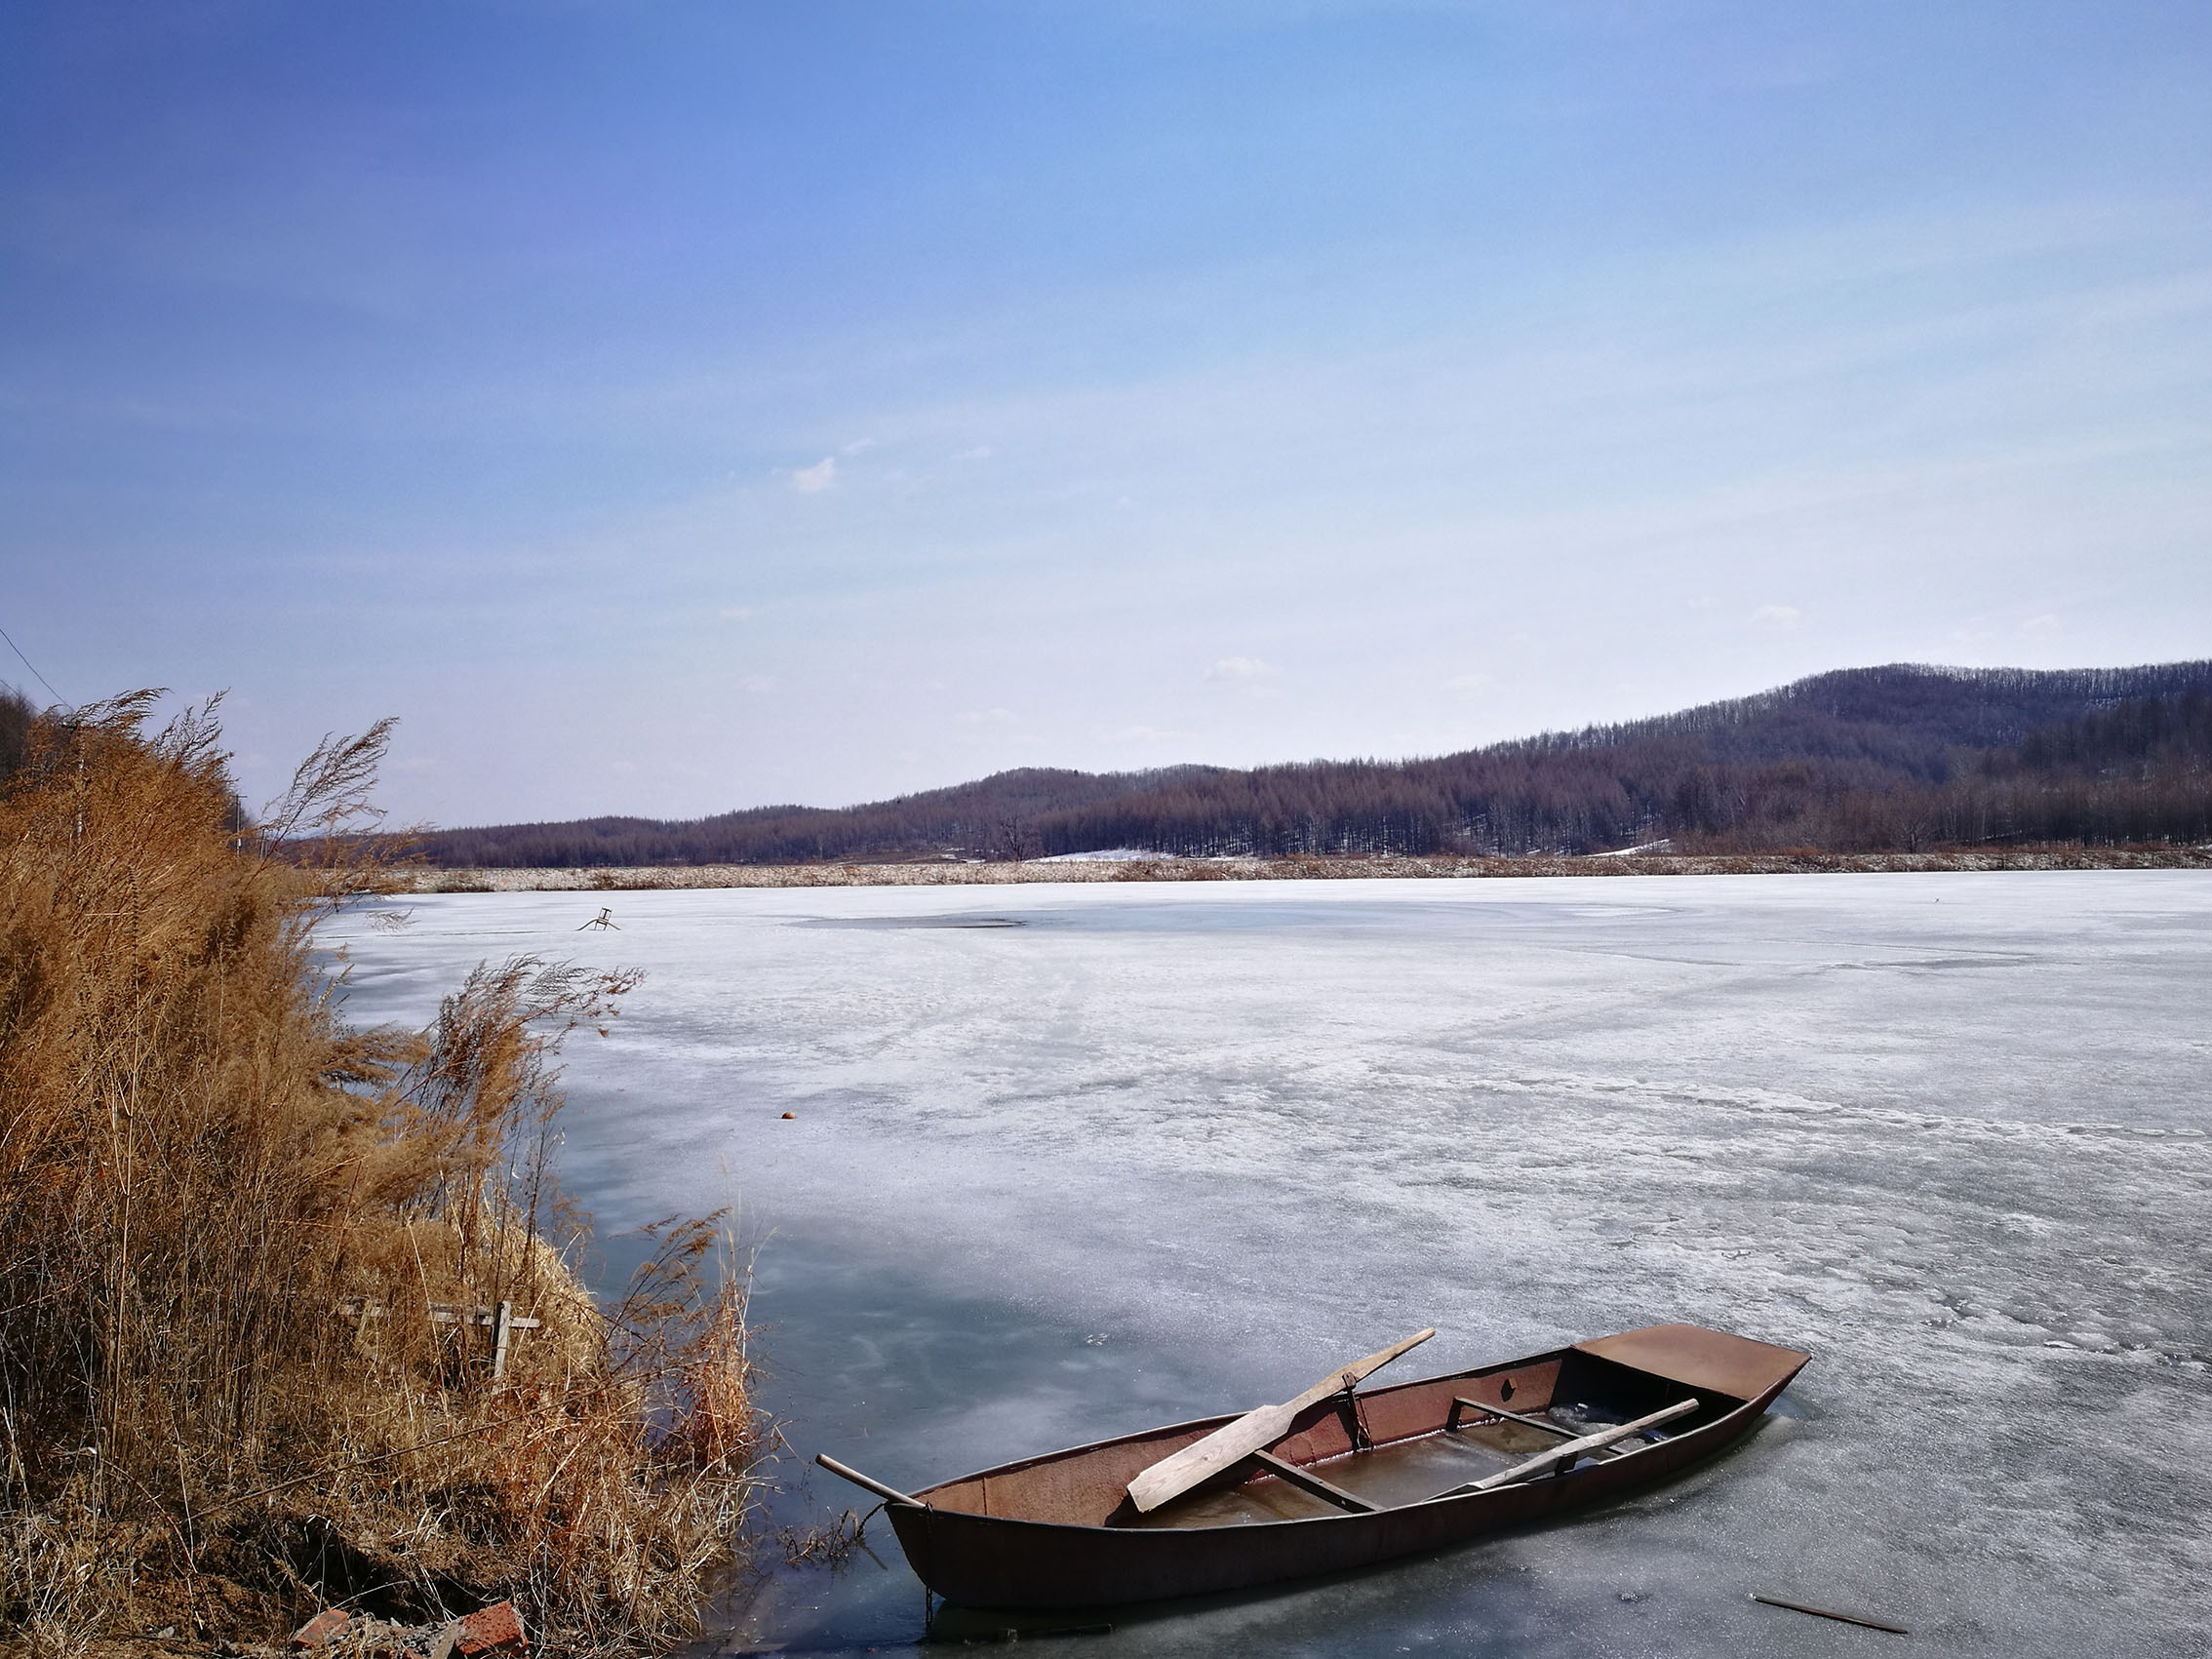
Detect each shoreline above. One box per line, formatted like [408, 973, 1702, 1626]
[394, 846, 2212, 892]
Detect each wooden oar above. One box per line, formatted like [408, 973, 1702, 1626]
[816, 1453, 924, 1507]
[1126, 1328, 1436, 1513]
[1426, 1397, 1698, 1501]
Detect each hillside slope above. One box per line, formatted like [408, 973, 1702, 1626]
[417, 661, 2212, 865]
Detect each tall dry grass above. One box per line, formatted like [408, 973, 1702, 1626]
[0, 692, 761, 1656]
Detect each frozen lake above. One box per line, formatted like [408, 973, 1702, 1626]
[321, 872, 2212, 1657]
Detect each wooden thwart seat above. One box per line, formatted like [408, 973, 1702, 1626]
[1446, 1396, 1631, 1458]
[1247, 1449, 1379, 1514]
[1429, 1399, 1699, 1501]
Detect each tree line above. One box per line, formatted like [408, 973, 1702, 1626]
[396, 660, 2212, 865]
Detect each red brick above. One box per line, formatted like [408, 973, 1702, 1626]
[455, 1600, 527, 1655]
[291, 1609, 350, 1648]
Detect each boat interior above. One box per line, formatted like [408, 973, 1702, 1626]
[912, 1325, 1791, 1530]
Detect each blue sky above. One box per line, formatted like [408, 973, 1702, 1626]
[4, 1, 2208, 824]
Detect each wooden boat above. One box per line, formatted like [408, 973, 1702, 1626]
[822, 1323, 1806, 1609]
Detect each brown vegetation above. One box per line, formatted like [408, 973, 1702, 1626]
[0, 691, 761, 1657]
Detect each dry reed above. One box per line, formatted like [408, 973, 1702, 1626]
[0, 691, 762, 1656]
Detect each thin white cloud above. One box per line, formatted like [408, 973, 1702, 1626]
[2022, 613, 2060, 634]
[841, 437, 877, 454]
[1752, 604, 1801, 630]
[1442, 673, 1494, 693]
[961, 707, 1018, 726]
[718, 605, 757, 621]
[1099, 724, 1198, 743]
[1205, 655, 1274, 682]
[953, 445, 993, 460]
[792, 456, 836, 493]
[736, 674, 774, 692]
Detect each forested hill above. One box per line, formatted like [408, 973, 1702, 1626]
[416, 661, 2212, 865]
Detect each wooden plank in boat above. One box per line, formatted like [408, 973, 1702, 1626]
[1248, 1450, 1379, 1514]
[1448, 1397, 1631, 1456]
[1436, 1398, 1699, 1499]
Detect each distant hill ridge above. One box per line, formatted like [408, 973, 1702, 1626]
[417, 660, 2212, 866]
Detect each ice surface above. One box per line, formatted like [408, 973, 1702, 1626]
[320, 872, 2212, 1657]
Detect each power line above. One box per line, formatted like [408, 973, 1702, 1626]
[0, 621, 64, 705]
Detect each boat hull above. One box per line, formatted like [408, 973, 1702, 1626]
[882, 1324, 1805, 1608]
